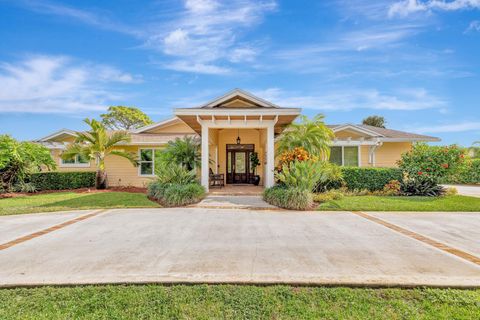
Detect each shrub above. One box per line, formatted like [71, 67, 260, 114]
[313, 189, 344, 203]
[382, 180, 401, 196]
[263, 185, 313, 210]
[398, 143, 465, 181]
[13, 182, 37, 193]
[443, 159, 480, 184]
[148, 181, 205, 207]
[341, 167, 402, 191]
[277, 147, 317, 170]
[26, 172, 96, 191]
[276, 160, 327, 191]
[445, 187, 458, 196]
[400, 173, 445, 197]
[155, 162, 197, 185]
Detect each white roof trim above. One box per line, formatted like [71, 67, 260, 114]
[332, 124, 384, 137]
[38, 129, 77, 142]
[175, 108, 301, 116]
[379, 137, 441, 142]
[197, 89, 281, 108]
[132, 117, 180, 133]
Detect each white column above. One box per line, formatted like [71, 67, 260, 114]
[201, 124, 209, 191]
[265, 124, 275, 188]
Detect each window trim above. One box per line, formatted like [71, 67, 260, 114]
[59, 155, 90, 168]
[138, 148, 162, 177]
[330, 146, 361, 167]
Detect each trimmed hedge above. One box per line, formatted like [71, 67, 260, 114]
[26, 172, 96, 191]
[341, 167, 403, 191]
[443, 159, 480, 185]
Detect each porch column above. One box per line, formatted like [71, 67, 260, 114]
[265, 124, 275, 188]
[201, 124, 209, 191]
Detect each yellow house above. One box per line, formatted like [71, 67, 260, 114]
[36, 89, 439, 191]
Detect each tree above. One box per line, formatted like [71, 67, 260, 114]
[469, 141, 480, 158]
[162, 136, 201, 171]
[101, 106, 153, 130]
[0, 135, 55, 192]
[362, 115, 386, 128]
[277, 114, 334, 160]
[62, 119, 137, 189]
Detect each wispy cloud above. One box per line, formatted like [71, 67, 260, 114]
[465, 20, 480, 32]
[0, 55, 139, 113]
[389, 0, 480, 18]
[252, 87, 446, 111]
[411, 121, 480, 133]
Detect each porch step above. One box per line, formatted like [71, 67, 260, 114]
[191, 195, 280, 210]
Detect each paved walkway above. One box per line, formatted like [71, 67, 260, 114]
[443, 184, 480, 198]
[0, 208, 479, 287]
[193, 195, 278, 210]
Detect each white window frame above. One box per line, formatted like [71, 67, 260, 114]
[138, 148, 157, 177]
[59, 155, 90, 168]
[330, 146, 361, 167]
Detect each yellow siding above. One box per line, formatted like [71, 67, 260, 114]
[360, 146, 371, 167]
[375, 142, 412, 167]
[146, 121, 195, 134]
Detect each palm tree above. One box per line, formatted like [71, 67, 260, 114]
[277, 114, 334, 160]
[162, 136, 201, 171]
[62, 119, 137, 189]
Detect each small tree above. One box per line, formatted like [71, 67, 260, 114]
[162, 136, 201, 171]
[362, 115, 386, 128]
[101, 106, 153, 130]
[277, 114, 334, 160]
[62, 119, 137, 189]
[0, 135, 55, 192]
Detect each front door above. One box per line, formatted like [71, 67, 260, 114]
[226, 144, 254, 184]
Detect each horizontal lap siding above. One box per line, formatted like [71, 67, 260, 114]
[375, 142, 412, 167]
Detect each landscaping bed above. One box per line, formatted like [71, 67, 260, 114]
[0, 285, 478, 319]
[0, 191, 159, 216]
[317, 195, 480, 212]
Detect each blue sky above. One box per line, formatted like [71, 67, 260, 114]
[0, 0, 479, 145]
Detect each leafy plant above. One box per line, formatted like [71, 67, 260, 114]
[313, 162, 343, 192]
[381, 180, 401, 196]
[154, 162, 197, 185]
[62, 119, 137, 189]
[0, 135, 56, 192]
[277, 147, 317, 170]
[162, 136, 201, 171]
[13, 182, 37, 193]
[148, 181, 205, 207]
[101, 106, 153, 130]
[276, 160, 325, 192]
[400, 173, 445, 197]
[313, 189, 344, 203]
[398, 143, 465, 181]
[276, 114, 334, 160]
[362, 115, 386, 128]
[26, 172, 96, 191]
[250, 152, 260, 175]
[341, 167, 403, 191]
[263, 185, 313, 210]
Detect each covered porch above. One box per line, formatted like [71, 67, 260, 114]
[174, 89, 301, 192]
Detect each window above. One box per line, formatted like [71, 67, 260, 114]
[139, 149, 163, 176]
[60, 154, 90, 166]
[329, 146, 359, 166]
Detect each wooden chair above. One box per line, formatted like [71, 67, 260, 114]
[209, 168, 224, 187]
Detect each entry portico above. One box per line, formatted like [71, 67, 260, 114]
[174, 89, 301, 191]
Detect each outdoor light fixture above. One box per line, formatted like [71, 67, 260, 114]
[236, 128, 241, 144]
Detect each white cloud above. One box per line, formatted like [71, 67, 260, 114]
[146, 0, 276, 74]
[0, 55, 138, 113]
[465, 20, 480, 32]
[411, 121, 480, 133]
[252, 87, 445, 111]
[389, 0, 480, 17]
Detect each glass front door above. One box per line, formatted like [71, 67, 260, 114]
[226, 144, 254, 184]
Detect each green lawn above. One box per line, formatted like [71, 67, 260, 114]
[318, 195, 480, 211]
[0, 285, 478, 319]
[0, 191, 159, 216]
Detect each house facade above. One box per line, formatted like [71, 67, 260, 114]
[36, 89, 439, 191]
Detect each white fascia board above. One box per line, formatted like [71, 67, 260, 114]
[38, 129, 77, 142]
[332, 140, 378, 146]
[379, 137, 441, 142]
[197, 89, 281, 108]
[132, 117, 179, 133]
[332, 124, 383, 137]
[175, 108, 301, 116]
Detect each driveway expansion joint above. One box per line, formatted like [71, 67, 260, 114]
[0, 209, 109, 251]
[351, 211, 480, 267]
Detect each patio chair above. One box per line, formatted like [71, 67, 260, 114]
[209, 168, 224, 187]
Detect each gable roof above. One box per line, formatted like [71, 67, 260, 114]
[197, 89, 281, 109]
[132, 117, 181, 133]
[329, 124, 440, 142]
[37, 129, 78, 142]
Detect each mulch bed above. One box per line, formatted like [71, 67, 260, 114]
[0, 186, 147, 199]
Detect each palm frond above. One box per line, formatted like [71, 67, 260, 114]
[105, 131, 131, 149]
[110, 150, 138, 166]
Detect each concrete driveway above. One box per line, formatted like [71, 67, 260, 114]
[443, 184, 480, 198]
[0, 208, 479, 287]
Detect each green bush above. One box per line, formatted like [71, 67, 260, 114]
[313, 189, 344, 203]
[400, 173, 445, 197]
[443, 159, 480, 184]
[341, 167, 402, 191]
[26, 172, 96, 191]
[148, 181, 205, 207]
[154, 162, 197, 185]
[276, 160, 326, 191]
[263, 185, 313, 210]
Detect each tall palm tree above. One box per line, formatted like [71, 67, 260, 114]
[162, 136, 201, 171]
[62, 119, 137, 189]
[277, 114, 334, 160]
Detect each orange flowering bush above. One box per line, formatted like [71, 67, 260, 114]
[277, 147, 318, 171]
